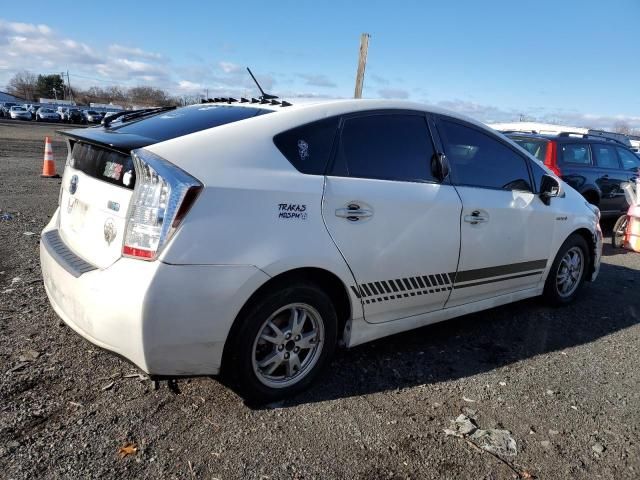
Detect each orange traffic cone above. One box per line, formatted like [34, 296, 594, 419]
[41, 136, 59, 178]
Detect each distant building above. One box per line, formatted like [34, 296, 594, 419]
[0, 91, 25, 103]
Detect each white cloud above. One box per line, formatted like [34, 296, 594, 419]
[218, 61, 241, 74]
[108, 44, 163, 60]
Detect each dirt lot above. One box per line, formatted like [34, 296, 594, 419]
[1, 120, 639, 479]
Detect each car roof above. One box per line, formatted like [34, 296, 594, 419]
[505, 131, 630, 147]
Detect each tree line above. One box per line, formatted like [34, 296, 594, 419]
[4, 70, 198, 107]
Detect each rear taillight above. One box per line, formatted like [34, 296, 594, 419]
[123, 149, 202, 261]
[544, 140, 561, 176]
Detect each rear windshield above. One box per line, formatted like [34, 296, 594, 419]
[109, 105, 271, 143]
[509, 136, 548, 162]
[71, 142, 136, 190]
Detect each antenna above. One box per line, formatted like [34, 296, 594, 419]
[246, 67, 278, 100]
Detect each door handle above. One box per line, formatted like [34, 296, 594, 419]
[335, 204, 373, 221]
[463, 210, 488, 224]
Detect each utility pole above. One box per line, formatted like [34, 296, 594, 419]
[67, 70, 74, 102]
[354, 33, 370, 99]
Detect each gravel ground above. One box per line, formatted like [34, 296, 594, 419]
[1, 121, 639, 479]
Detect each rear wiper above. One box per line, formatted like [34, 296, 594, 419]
[102, 106, 177, 128]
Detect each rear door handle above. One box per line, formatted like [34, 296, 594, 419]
[464, 210, 488, 224]
[335, 204, 373, 221]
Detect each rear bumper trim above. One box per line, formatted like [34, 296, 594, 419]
[42, 229, 97, 278]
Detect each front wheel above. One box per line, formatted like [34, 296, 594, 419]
[543, 234, 590, 305]
[612, 215, 628, 248]
[223, 283, 337, 404]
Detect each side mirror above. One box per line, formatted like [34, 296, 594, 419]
[431, 152, 450, 182]
[539, 174, 560, 206]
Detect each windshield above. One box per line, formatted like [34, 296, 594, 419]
[13, 107, 25, 111]
[509, 136, 548, 162]
[88, 111, 99, 115]
[41, 109, 53, 113]
[108, 105, 271, 142]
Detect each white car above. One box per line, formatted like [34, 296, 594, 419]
[9, 105, 32, 120]
[40, 99, 602, 402]
[36, 107, 61, 122]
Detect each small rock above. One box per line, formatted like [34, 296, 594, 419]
[1, 289, 15, 294]
[571, 406, 578, 411]
[101, 381, 115, 391]
[592, 443, 605, 454]
[11, 277, 21, 284]
[462, 396, 476, 403]
[444, 414, 478, 437]
[546, 389, 555, 395]
[23, 231, 36, 236]
[18, 349, 40, 362]
[499, 381, 506, 386]
[540, 440, 551, 449]
[549, 429, 560, 435]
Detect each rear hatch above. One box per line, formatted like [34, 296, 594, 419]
[58, 141, 136, 269]
[56, 104, 272, 268]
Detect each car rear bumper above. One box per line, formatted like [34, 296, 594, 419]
[40, 210, 270, 376]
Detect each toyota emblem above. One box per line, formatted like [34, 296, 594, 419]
[69, 175, 78, 195]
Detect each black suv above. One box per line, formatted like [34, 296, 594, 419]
[506, 131, 640, 218]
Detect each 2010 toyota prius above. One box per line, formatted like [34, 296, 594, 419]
[40, 99, 602, 402]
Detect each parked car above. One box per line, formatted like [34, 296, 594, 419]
[67, 109, 86, 124]
[84, 110, 103, 124]
[506, 131, 640, 218]
[1, 102, 18, 118]
[23, 104, 39, 120]
[9, 105, 32, 120]
[40, 99, 602, 402]
[36, 107, 61, 122]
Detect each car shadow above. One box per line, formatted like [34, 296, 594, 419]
[261, 260, 639, 408]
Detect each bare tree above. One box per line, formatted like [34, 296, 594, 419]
[613, 121, 631, 135]
[7, 70, 37, 100]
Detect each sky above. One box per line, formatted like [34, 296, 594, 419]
[1, 0, 639, 128]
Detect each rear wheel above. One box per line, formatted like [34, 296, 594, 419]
[224, 283, 337, 404]
[543, 234, 590, 305]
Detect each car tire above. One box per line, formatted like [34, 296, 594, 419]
[223, 282, 338, 404]
[543, 234, 590, 306]
[612, 216, 628, 248]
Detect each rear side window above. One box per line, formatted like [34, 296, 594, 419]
[273, 117, 339, 175]
[438, 120, 532, 191]
[592, 144, 621, 169]
[559, 144, 592, 165]
[616, 147, 640, 171]
[336, 114, 436, 182]
[510, 137, 548, 162]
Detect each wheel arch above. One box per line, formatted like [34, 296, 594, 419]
[580, 187, 601, 206]
[221, 267, 353, 372]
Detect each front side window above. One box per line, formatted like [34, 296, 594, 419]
[439, 119, 532, 191]
[273, 117, 339, 175]
[592, 144, 621, 169]
[616, 147, 640, 171]
[560, 144, 592, 165]
[336, 113, 436, 182]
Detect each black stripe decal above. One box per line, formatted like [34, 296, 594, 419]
[389, 281, 399, 292]
[416, 276, 426, 288]
[453, 270, 543, 289]
[395, 279, 406, 291]
[381, 281, 392, 293]
[350, 286, 361, 299]
[361, 284, 372, 297]
[422, 276, 432, 287]
[455, 260, 547, 283]
[409, 277, 419, 289]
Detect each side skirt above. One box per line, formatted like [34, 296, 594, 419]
[343, 287, 543, 348]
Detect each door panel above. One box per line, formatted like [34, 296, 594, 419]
[447, 187, 555, 307]
[323, 177, 462, 323]
[433, 116, 556, 306]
